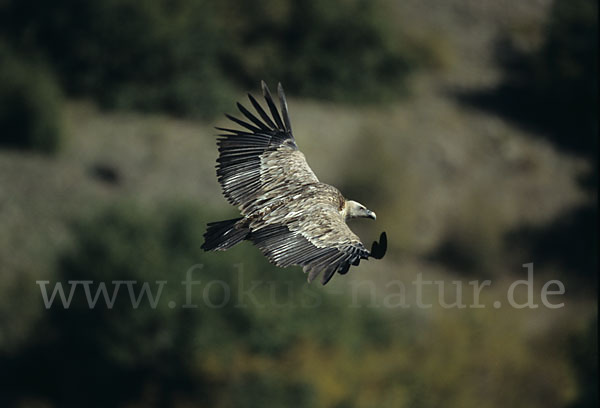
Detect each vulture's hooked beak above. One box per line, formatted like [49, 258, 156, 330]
[367, 210, 376, 220]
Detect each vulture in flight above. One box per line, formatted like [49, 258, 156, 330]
[202, 81, 387, 285]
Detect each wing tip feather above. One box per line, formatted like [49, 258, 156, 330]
[261, 80, 269, 97]
[370, 232, 387, 260]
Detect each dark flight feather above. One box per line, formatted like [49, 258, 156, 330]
[248, 93, 278, 130]
[277, 83, 293, 133]
[261, 81, 286, 131]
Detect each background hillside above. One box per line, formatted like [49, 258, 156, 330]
[0, 0, 597, 407]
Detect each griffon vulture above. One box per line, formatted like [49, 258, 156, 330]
[202, 81, 387, 285]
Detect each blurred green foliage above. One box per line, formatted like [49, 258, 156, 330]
[448, 0, 598, 286]
[0, 203, 587, 407]
[499, 0, 598, 288]
[0, 0, 433, 120]
[568, 317, 598, 408]
[0, 0, 233, 119]
[0, 45, 63, 154]
[214, 0, 428, 101]
[0, 204, 399, 407]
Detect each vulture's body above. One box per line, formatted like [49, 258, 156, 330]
[202, 82, 386, 284]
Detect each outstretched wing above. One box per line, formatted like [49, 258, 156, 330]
[250, 203, 388, 285]
[214, 81, 388, 284]
[216, 81, 319, 214]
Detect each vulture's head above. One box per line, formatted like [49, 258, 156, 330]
[344, 200, 376, 221]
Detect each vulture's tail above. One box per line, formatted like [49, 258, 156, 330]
[201, 217, 249, 251]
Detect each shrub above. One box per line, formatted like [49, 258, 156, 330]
[0, 47, 63, 153]
[0, 0, 233, 119]
[465, 0, 598, 157]
[0, 203, 393, 407]
[1, 0, 436, 117]
[0, 203, 587, 408]
[216, 0, 424, 102]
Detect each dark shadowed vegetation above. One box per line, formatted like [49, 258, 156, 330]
[0, 0, 438, 120]
[0, 44, 63, 154]
[448, 0, 598, 292]
[458, 0, 598, 158]
[0, 0, 233, 119]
